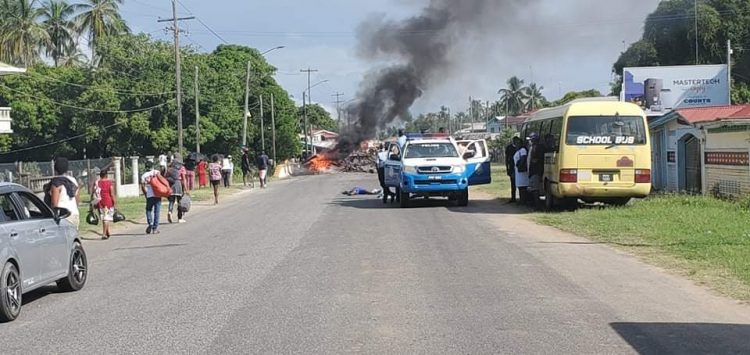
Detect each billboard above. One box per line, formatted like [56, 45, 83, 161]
[621, 64, 730, 116]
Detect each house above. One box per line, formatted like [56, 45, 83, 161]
[494, 112, 533, 133]
[486, 117, 503, 133]
[650, 105, 750, 196]
[311, 129, 339, 153]
[0, 62, 27, 134]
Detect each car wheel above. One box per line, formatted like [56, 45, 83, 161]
[399, 191, 410, 208]
[57, 242, 87, 292]
[0, 262, 21, 322]
[457, 189, 469, 207]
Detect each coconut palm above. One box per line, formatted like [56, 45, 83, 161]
[41, 0, 78, 66]
[74, 0, 129, 62]
[58, 47, 88, 67]
[0, 0, 50, 66]
[498, 76, 528, 116]
[524, 83, 547, 112]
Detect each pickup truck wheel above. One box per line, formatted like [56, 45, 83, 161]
[399, 191, 410, 208]
[457, 189, 469, 207]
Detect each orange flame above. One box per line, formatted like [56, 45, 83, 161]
[308, 154, 334, 173]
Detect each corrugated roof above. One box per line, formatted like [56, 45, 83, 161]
[673, 105, 750, 124]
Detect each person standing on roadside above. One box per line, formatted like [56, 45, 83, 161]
[197, 158, 208, 189]
[256, 151, 269, 188]
[96, 170, 116, 239]
[527, 132, 545, 207]
[45, 157, 81, 229]
[209, 155, 222, 204]
[184, 153, 196, 192]
[222, 155, 234, 188]
[140, 161, 162, 235]
[167, 154, 188, 224]
[513, 142, 529, 205]
[241, 148, 252, 187]
[397, 129, 407, 149]
[505, 136, 522, 203]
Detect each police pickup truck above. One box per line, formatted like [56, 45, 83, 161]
[384, 133, 491, 208]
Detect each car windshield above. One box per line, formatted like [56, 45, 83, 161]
[404, 143, 459, 159]
[566, 116, 647, 145]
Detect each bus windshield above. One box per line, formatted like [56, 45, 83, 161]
[404, 143, 459, 159]
[566, 116, 647, 145]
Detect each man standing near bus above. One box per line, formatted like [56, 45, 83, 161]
[505, 136, 522, 203]
[527, 132, 545, 208]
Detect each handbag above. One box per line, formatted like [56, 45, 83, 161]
[112, 209, 126, 223]
[150, 174, 172, 198]
[178, 194, 191, 213]
[85, 205, 99, 226]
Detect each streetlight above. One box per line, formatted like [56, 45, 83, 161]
[262, 46, 285, 55]
[304, 80, 330, 98]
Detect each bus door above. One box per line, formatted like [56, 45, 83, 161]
[458, 140, 492, 186]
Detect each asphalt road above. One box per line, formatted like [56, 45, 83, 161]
[2, 173, 750, 354]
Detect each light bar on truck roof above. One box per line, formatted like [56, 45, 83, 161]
[405, 133, 451, 141]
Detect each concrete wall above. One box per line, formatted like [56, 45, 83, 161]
[703, 128, 750, 197]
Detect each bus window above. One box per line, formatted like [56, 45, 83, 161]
[566, 116, 647, 145]
[549, 118, 562, 152]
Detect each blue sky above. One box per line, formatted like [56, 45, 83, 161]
[122, 0, 661, 115]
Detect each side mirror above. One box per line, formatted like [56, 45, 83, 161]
[463, 151, 476, 159]
[54, 207, 71, 224]
[389, 154, 400, 161]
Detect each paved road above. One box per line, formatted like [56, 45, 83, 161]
[2, 173, 750, 354]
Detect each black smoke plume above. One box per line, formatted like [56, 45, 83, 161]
[336, 0, 529, 154]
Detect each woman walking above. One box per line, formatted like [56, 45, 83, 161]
[167, 154, 188, 224]
[209, 155, 222, 205]
[96, 170, 116, 239]
[197, 158, 208, 188]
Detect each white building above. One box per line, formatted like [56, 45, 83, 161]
[0, 62, 27, 134]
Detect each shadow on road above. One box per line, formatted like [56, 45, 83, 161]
[20, 285, 59, 307]
[611, 322, 750, 354]
[329, 196, 531, 215]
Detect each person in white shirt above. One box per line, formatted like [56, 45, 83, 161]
[376, 143, 395, 201]
[47, 157, 80, 229]
[140, 161, 163, 234]
[221, 155, 233, 187]
[396, 129, 407, 149]
[513, 143, 530, 204]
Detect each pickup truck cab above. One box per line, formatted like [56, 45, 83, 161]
[384, 134, 491, 207]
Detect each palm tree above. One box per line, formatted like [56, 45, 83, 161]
[58, 46, 88, 67]
[498, 76, 528, 116]
[0, 0, 50, 66]
[41, 0, 77, 66]
[524, 83, 547, 112]
[74, 0, 129, 62]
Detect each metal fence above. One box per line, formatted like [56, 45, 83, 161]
[0, 158, 113, 193]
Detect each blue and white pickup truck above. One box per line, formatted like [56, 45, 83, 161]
[384, 134, 491, 207]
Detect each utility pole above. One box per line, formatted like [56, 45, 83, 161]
[694, 0, 699, 64]
[242, 61, 251, 147]
[728, 39, 733, 104]
[194, 66, 200, 153]
[259, 95, 265, 152]
[302, 91, 309, 156]
[332, 92, 344, 128]
[300, 68, 319, 102]
[271, 93, 277, 164]
[158, 0, 194, 157]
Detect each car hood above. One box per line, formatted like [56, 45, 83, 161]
[403, 157, 464, 167]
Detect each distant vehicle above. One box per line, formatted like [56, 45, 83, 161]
[0, 183, 87, 322]
[384, 133, 491, 207]
[522, 98, 652, 209]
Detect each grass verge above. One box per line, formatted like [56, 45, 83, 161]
[474, 165, 512, 200]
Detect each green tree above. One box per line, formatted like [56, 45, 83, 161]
[524, 83, 547, 112]
[74, 0, 129, 62]
[551, 89, 602, 106]
[0, 0, 50, 66]
[498, 76, 528, 116]
[41, 0, 78, 66]
[299, 104, 337, 132]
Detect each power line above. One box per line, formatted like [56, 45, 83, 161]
[174, 0, 229, 44]
[0, 121, 124, 156]
[20, 72, 176, 96]
[0, 84, 174, 113]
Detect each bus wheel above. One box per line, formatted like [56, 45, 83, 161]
[544, 183, 556, 211]
[608, 198, 631, 206]
[561, 198, 578, 211]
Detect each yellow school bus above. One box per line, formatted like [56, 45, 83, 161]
[522, 98, 651, 209]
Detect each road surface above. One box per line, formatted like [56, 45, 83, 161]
[1, 173, 749, 354]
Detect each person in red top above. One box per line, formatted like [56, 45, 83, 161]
[96, 170, 116, 239]
[197, 159, 208, 188]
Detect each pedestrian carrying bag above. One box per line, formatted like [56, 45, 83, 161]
[85, 205, 99, 226]
[112, 209, 126, 223]
[516, 150, 528, 173]
[178, 194, 191, 213]
[150, 174, 172, 198]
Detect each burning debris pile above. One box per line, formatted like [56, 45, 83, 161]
[303, 148, 378, 174]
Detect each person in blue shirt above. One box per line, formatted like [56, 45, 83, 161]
[342, 187, 382, 196]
